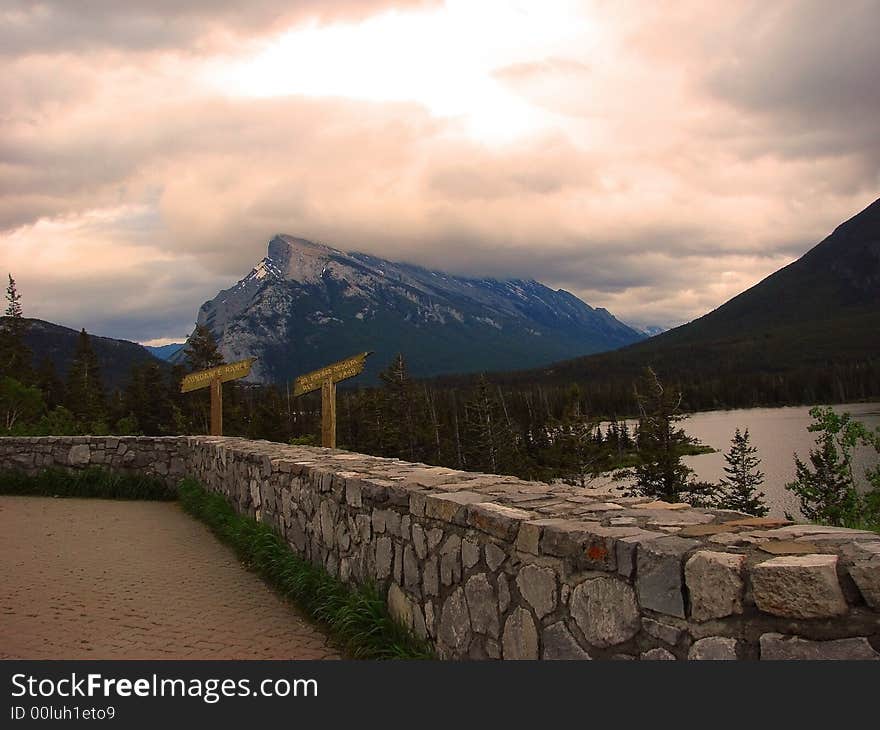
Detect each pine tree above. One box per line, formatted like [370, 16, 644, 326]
[631, 367, 704, 502]
[35, 357, 64, 409]
[65, 329, 106, 428]
[182, 325, 223, 433]
[378, 353, 419, 461]
[786, 407, 880, 526]
[462, 375, 523, 475]
[0, 274, 32, 381]
[715, 428, 768, 516]
[184, 324, 224, 371]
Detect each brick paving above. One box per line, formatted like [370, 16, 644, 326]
[0, 496, 341, 659]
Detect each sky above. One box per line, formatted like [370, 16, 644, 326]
[2, 0, 878, 345]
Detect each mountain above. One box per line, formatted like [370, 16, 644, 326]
[145, 343, 184, 361]
[18, 318, 166, 390]
[500, 196, 880, 407]
[634, 325, 666, 338]
[175, 235, 644, 383]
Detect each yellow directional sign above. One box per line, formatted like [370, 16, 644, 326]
[180, 358, 257, 394]
[293, 352, 371, 397]
[293, 352, 372, 448]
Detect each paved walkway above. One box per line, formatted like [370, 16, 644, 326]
[0, 496, 341, 659]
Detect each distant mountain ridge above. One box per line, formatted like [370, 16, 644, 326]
[145, 343, 184, 361]
[175, 235, 645, 383]
[15, 318, 165, 390]
[503, 196, 880, 404]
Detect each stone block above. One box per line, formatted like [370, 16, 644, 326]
[425, 491, 492, 523]
[685, 550, 745, 621]
[751, 554, 847, 618]
[848, 558, 880, 610]
[688, 636, 738, 660]
[466, 502, 534, 540]
[641, 617, 683, 646]
[759, 633, 880, 660]
[636, 536, 697, 618]
[641, 648, 676, 660]
[502, 607, 539, 660]
[485, 543, 506, 572]
[461, 539, 480, 569]
[542, 622, 591, 660]
[570, 578, 640, 648]
[67, 444, 90, 466]
[464, 573, 500, 638]
[438, 588, 472, 657]
[515, 564, 558, 619]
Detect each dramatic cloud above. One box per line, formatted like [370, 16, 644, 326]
[1, 0, 878, 342]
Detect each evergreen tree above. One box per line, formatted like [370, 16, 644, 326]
[65, 329, 106, 427]
[378, 353, 419, 461]
[122, 360, 173, 435]
[184, 324, 224, 371]
[715, 428, 768, 516]
[462, 375, 523, 475]
[0, 274, 32, 381]
[631, 367, 708, 503]
[786, 407, 880, 526]
[35, 357, 65, 409]
[182, 325, 223, 433]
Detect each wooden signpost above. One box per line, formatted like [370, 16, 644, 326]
[180, 357, 256, 436]
[293, 352, 372, 448]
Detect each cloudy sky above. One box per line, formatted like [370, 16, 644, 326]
[2, 0, 878, 344]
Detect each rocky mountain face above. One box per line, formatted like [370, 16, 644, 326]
[176, 235, 644, 384]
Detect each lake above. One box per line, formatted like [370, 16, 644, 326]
[679, 402, 880, 517]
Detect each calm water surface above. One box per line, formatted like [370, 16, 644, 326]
[679, 403, 880, 517]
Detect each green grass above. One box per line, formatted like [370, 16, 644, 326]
[177, 478, 435, 659]
[0, 467, 176, 500]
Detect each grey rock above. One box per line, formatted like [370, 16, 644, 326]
[464, 573, 500, 638]
[751, 554, 847, 618]
[502, 607, 539, 660]
[497, 574, 511, 613]
[67, 444, 90, 466]
[375, 537, 393, 580]
[423, 557, 439, 596]
[462, 539, 481, 569]
[427, 528, 444, 551]
[438, 588, 472, 657]
[685, 550, 745, 622]
[542, 622, 591, 660]
[485, 543, 506, 572]
[641, 648, 676, 661]
[570, 578, 640, 648]
[636, 536, 697, 618]
[688, 636, 738, 660]
[848, 558, 880, 610]
[387, 582, 412, 629]
[515, 564, 558, 619]
[759, 633, 880, 660]
[403, 545, 421, 593]
[411, 524, 428, 560]
[641, 617, 683, 646]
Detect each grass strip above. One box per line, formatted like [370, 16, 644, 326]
[0, 467, 176, 500]
[177, 478, 436, 660]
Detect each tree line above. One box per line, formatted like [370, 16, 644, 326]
[2, 274, 878, 527]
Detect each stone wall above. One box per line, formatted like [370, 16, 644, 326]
[2, 435, 879, 660]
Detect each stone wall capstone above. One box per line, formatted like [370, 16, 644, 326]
[2, 435, 879, 660]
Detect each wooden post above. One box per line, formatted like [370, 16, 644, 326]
[210, 378, 223, 436]
[321, 378, 336, 448]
